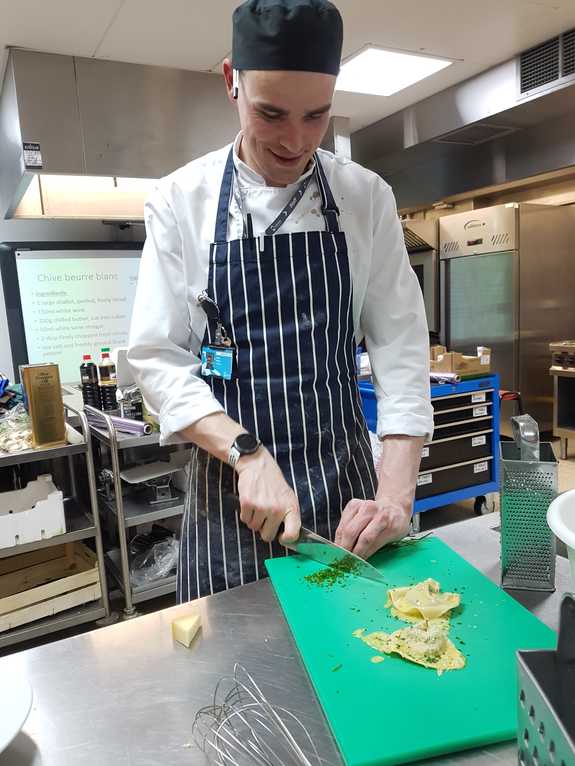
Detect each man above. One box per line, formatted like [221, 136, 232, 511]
[128, 0, 433, 603]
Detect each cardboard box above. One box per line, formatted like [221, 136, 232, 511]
[0, 474, 66, 549]
[21, 363, 66, 448]
[430, 345, 448, 361]
[430, 346, 491, 376]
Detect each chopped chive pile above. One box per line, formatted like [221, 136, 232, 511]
[304, 555, 362, 588]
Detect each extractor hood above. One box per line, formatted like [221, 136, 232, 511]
[0, 49, 239, 219]
[352, 29, 575, 210]
[402, 219, 437, 252]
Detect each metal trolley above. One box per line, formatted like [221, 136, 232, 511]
[87, 405, 190, 618]
[0, 403, 112, 648]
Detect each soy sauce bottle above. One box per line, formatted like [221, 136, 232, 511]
[80, 354, 101, 408]
[98, 348, 118, 412]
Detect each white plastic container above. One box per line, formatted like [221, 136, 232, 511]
[0, 475, 66, 548]
[547, 488, 575, 587]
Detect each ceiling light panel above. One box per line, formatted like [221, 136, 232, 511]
[336, 47, 453, 97]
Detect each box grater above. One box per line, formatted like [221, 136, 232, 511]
[500, 415, 558, 591]
[516, 593, 575, 766]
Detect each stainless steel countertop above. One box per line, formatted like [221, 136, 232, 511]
[1, 513, 571, 766]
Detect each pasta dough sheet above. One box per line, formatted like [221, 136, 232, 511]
[386, 578, 460, 621]
[354, 620, 466, 674]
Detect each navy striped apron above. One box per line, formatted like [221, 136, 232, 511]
[177, 149, 377, 602]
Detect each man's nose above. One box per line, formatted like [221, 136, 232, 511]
[278, 121, 305, 155]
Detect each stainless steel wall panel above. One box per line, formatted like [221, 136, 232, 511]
[409, 248, 438, 334]
[518, 204, 575, 430]
[403, 219, 439, 334]
[75, 58, 238, 179]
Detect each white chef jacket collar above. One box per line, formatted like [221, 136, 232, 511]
[232, 132, 316, 189]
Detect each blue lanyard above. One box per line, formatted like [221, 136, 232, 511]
[264, 172, 314, 236]
[232, 166, 314, 238]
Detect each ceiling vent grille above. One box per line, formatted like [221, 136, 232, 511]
[434, 123, 516, 147]
[563, 29, 575, 77]
[520, 37, 560, 93]
[519, 30, 575, 94]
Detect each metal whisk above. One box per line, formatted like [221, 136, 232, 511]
[192, 663, 322, 765]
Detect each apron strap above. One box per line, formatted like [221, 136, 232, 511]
[314, 153, 341, 234]
[213, 147, 235, 243]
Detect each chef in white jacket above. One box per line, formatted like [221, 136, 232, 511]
[128, 0, 434, 602]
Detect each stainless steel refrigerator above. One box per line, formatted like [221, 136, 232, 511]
[439, 203, 575, 432]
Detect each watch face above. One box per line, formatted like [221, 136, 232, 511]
[235, 432, 260, 453]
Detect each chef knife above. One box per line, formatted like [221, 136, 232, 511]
[284, 526, 387, 585]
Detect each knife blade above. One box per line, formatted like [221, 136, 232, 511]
[284, 527, 387, 585]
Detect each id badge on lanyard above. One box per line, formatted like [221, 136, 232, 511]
[201, 345, 233, 379]
[198, 292, 235, 380]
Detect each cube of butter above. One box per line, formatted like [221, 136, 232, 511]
[171, 612, 201, 647]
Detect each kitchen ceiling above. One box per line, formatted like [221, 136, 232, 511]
[1, 0, 575, 132]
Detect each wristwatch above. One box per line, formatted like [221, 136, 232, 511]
[228, 432, 261, 468]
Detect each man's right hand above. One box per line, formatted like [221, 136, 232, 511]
[181, 412, 301, 545]
[235, 447, 301, 545]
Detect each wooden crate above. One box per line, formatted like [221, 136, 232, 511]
[0, 542, 101, 633]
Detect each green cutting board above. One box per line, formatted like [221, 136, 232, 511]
[265, 537, 556, 766]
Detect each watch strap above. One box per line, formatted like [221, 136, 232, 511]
[229, 444, 242, 468]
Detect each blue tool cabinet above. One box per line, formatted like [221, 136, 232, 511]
[359, 374, 500, 518]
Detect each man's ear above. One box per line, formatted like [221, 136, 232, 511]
[222, 59, 238, 102]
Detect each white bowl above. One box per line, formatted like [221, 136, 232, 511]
[547, 488, 575, 586]
[0, 669, 33, 754]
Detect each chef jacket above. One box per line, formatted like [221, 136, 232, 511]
[128, 134, 434, 445]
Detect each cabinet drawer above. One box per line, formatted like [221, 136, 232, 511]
[432, 389, 493, 413]
[415, 457, 493, 500]
[432, 416, 493, 441]
[434, 401, 492, 426]
[420, 431, 492, 471]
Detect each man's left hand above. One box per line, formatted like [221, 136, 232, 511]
[334, 496, 412, 559]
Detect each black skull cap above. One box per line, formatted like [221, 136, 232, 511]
[232, 0, 343, 76]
